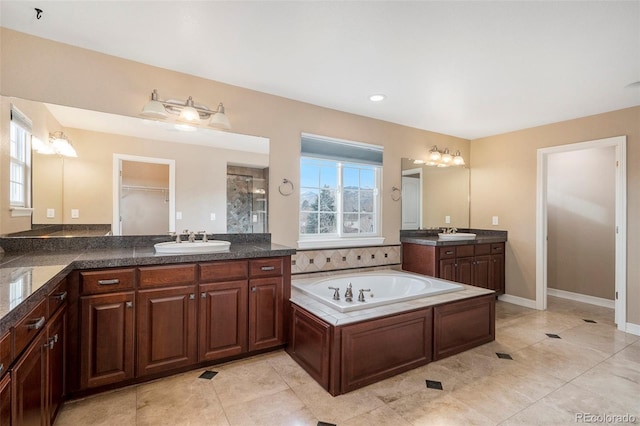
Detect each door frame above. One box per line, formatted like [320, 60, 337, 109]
[112, 154, 176, 236]
[535, 136, 626, 329]
[402, 167, 423, 229]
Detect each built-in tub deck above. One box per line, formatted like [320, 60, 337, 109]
[288, 269, 495, 396]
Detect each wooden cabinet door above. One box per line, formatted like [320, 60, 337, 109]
[439, 258, 456, 281]
[455, 257, 474, 285]
[0, 374, 10, 426]
[11, 331, 47, 426]
[249, 277, 283, 351]
[489, 254, 505, 293]
[47, 307, 66, 425]
[287, 305, 331, 390]
[137, 286, 197, 376]
[199, 281, 248, 362]
[80, 292, 135, 389]
[472, 255, 492, 289]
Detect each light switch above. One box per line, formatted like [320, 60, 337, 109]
[71, 209, 79, 219]
[210, 213, 216, 221]
[46, 208, 55, 218]
[176, 211, 182, 220]
[492, 216, 499, 225]
[252, 214, 258, 223]
[445, 215, 451, 224]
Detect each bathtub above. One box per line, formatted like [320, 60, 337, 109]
[292, 270, 463, 313]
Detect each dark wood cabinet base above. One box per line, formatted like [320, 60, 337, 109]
[288, 294, 495, 396]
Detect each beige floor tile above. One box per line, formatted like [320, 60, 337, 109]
[224, 388, 316, 426]
[265, 349, 316, 388]
[558, 322, 639, 355]
[211, 356, 290, 408]
[389, 393, 495, 425]
[136, 370, 228, 426]
[291, 380, 385, 424]
[56, 387, 137, 426]
[341, 404, 413, 426]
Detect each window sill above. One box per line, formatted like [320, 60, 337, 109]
[297, 236, 385, 250]
[10, 207, 34, 217]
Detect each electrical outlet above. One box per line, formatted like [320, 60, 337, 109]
[46, 208, 55, 218]
[445, 215, 451, 224]
[71, 209, 79, 219]
[210, 213, 216, 221]
[176, 211, 182, 220]
[252, 214, 258, 223]
[492, 216, 499, 225]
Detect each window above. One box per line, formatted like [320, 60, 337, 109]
[299, 134, 383, 248]
[9, 106, 32, 208]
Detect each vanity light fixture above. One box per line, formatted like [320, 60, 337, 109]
[48, 131, 78, 157]
[424, 145, 465, 167]
[141, 89, 231, 130]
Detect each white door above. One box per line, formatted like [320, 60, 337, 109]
[402, 176, 421, 229]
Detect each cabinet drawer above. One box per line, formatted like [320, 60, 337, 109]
[491, 243, 505, 254]
[13, 299, 47, 358]
[0, 332, 11, 378]
[48, 278, 68, 316]
[139, 264, 196, 288]
[474, 244, 491, 256]
[439, 247, 457, 259]
[81, 268, 135, 294]
[456, 245, 475, 258]
[250, 258, 283, 278]
[200, 261, 248, 282]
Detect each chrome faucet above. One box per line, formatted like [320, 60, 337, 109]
[328, 286, 340, 300]
[188, 231, 196, 243]
[443, 227, 458, 234]
[358, 288, 371, 302]
[198, 231, 208, 242]
[345, 283, 353, 302]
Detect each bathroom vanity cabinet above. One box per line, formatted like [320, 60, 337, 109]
[402, 242, 505, 294]
[68, 256, 290, 396]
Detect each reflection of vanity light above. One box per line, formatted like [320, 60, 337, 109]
[424, 145, 464, 167]
[142, 89, 231, 130]
[413, 159, 425, 164]
[254, 189, 266, 194]
[48, 131, 78, 157]
[32, 137, 56, 155]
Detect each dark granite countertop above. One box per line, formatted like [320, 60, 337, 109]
[399, 229, 508, 247]
[0, 234, 295, 337]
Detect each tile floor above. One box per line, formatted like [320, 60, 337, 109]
[56, 296, 640, 425]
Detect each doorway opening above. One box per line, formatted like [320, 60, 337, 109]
[401, 168, 422, 230]
[536, 136, 626, 330]
[112, 154, 175, 235]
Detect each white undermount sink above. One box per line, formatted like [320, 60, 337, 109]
[154, 240, 231, 254]
[438, 233, 477, 240]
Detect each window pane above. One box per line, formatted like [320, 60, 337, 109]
[300, 162, 320, 187]
[343, 167, 359, 188]
[320, 166, 337, 188]
[360, 169, 375, 189]
[319, 213, 336, 234]
[360, 214, 375, 233]
[300, 212, 318, 234]
[343, 213, 359, 234]
[300, 189, 318, 212]
[360, 190, 374, 213]
[319, 188, 336, 212]
[343, 189, 358, 213]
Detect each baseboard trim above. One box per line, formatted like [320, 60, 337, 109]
[498, 294, 537, 309]
[547, 288, 615, 309]
[625, 322, 640, 336]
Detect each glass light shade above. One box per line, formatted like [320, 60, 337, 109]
[209, 103, 231, 130]
[441, 148, 453, 164]
[51, 137, 77, 157]
[436, 162, 450, 168]
[453, 151, 465, 166]
[413, 159, 425, 164]
[32, 137, 55, 155]
[141, 100, 169, 119]
[179, 106, 200, 122]
[428, 146, 442, 162]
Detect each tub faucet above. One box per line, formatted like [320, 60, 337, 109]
[358, 288, 371, 302]
[328, 286, 340, 300]
[345, 283, 353, 302]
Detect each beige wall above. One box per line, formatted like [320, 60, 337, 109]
[0, 28, 469, 245]
[470, 106, 640, 323]
[547, 147, 615, 300]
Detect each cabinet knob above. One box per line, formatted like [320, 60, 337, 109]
[201, 292, 206, 299]
[126, 301, 133, 308]
[251, 287, 257, 292]
[189, 294, 195, 300]
[53, 291, 67, 301]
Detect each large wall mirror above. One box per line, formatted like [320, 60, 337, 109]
[1, 96, 269, 237]
[400, 158, 470, 229]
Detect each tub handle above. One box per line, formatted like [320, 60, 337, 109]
[328, 286, 340, 300]
[358, 289, 371, 302]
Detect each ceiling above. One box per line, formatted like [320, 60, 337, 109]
[2, 1, 639, 140]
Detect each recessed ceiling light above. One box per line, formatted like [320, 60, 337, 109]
[369, 94, 386, 102]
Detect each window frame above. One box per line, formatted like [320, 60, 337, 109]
[9, 113, 32, 210]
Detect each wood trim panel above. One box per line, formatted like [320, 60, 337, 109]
[402, 243, 437, 276]
[138, 264, 196, 288]
[433, 294, 495, 360]
[199, 261, 248, 282]
[249, 258, 283, 278]
[80, 268, 135, 294]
